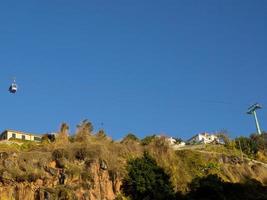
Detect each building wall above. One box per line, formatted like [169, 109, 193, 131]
[167, 137, 176, 145]
[7, 131, 33, 141]
[188, 133, 218, 144]
[189, 134, 202, 143]
[198, 134, 218, 144]
[1, 131, 42, 142]
[167, 137, 186, 149]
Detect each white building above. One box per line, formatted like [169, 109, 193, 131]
[187, 133, 220, 144]
[167, 137, 186, 149]
[0, 130, 42, 142]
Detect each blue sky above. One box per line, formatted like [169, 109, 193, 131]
[0, 1, 266, 140]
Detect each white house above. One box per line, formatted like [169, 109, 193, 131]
[167, 137, 186, 149]
[0, 130, 42, 142]
[187, 132, 220, 144]
[155, 135, 186, 149]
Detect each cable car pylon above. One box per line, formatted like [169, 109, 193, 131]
[247, 103, 262, 135]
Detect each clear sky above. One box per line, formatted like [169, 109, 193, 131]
[0, 0, 266, 140]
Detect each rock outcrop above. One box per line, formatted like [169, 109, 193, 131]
[0, 155, 122, 200]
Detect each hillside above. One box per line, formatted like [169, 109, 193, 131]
[0, 125, 267, 200]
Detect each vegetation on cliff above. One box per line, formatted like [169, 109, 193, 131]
[0, 120, 266, 200]
[121, 152, 267, 200]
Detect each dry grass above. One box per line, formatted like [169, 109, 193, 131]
[1, 133, 267, 194]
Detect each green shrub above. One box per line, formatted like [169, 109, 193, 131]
[52, 149, 69, 160]
[81, 171, 93, 182]
[55, 158, 67, 169]
[65, 164, 82, 178]
[121, 134, 139, 143]
[188, 174, 225, 200]
[20, 142, 38, 151]
[187, 175, 267, 200]
[122, 151, 176, 200]
[68, 136, 75, 143]
[74, 147, 89, 160]
[95, 129, 107, 138]
[235, 137, 257, 157]
[141, 135, 156, 145]
[42, 134, 56, 143]
[15, 173, 28, 182]
[75, 120, 93, 142]
[114, 193, 130, 200]
[27, 172, 41, 182]
[56, 185, 77, 200]
[56, 123, 70, 145]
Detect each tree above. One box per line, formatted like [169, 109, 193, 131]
[188, 174, 225, 200]
[75, 120, 93, 142]
[250, 133, 267, 152]
[216, 132, 230, 145]
[42, 134, 56, 143]
[95, 129, 107, 138]
[56, 123, 69, 144]
[186, 175, 267, 200]
[141, 135, 156, 145]
[235, 136, 257, 156]
[121, 151, 176, 200]
[121, 133, 139, 143]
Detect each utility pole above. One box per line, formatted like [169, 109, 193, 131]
[238, 139, 243, 162]
[247, 103, 262, 135]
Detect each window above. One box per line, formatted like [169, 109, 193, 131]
[12, 133, 16, 139]
[22, 135, 26, 140]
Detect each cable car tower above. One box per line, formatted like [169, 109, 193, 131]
[247, 103, 262, 135]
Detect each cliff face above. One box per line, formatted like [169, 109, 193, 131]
[0, 158, 122, 200]
[1, 141, 267, 200]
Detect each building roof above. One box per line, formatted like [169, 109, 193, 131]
[187, 133, 201, 142]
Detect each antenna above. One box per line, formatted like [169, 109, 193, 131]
[247, 103, 262, 135]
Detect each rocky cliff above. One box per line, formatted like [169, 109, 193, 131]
[0, 151, 122, 200]
[0, 138, 267, 200]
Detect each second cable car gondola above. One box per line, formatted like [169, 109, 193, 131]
[9, 79, 18, 94]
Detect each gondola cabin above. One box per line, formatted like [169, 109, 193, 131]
[9, 83, 17, 93]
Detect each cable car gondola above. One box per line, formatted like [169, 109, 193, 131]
[9, 79, 18, 94]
